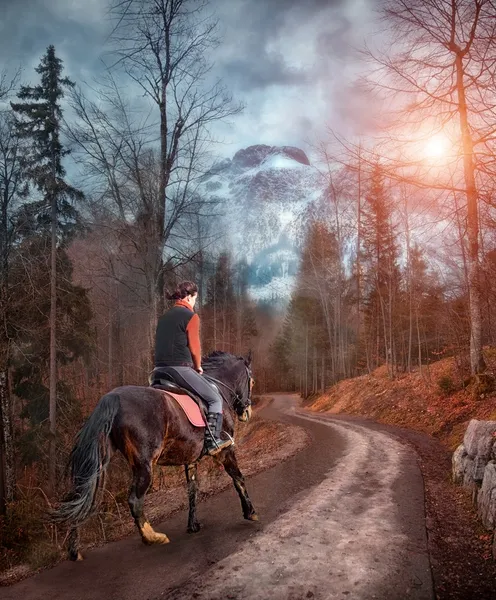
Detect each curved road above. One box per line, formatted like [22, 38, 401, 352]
[0, 395, 433, 600]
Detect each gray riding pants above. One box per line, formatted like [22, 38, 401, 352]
[159, 366, 223, 413]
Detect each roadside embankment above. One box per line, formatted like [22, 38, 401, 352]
[305, 356, 496, 450]
[304, 357, 496, 599]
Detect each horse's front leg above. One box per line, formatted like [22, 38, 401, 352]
[185, 463, 201, 533]
[217, 448, 258, 521]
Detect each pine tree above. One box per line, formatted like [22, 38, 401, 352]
[361, 164, 400, 375]
[204, 253, 235, 351]
[234, 258, 258, 354]
[10, 241, 92, 468]
[11, 46, 84, 490]
[0, 111, 26, 513]
[274, 220, 347, 395]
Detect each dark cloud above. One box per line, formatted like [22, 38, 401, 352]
[0, 0, 375, 156]
[233, 0, 346, 35]
[222, 55, 308, 90]
[316, 16, 354, 59]
[0, 0, 107, 83]
[215, 0, 351, 92]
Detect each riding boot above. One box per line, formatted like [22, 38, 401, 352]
[204, 412, 233, 456]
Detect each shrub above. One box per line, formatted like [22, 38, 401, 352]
[438, 375, 456, 396]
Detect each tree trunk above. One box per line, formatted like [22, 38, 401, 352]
[49, 153, 57, 492]
[213, 278, 217, 350]
[405, 192, 413, 372]
[356, 142, 362, 373]
[321, 354, 325, 392]
[0, 367, 14, 513]
[108, 285, 113, 390]
[416, 305, 422, 376]
[455, 53, 485, 375]
[0, 186, 14, 513]
[115, 287, 124, 387]
[305, 325, 309, 398]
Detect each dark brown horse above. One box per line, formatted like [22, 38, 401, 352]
[52, 351, 257, 560]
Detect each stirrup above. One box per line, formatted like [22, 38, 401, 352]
[221, 431, 235, 447]
[205, 431, 234, 455]
[206, 437, 233, 456]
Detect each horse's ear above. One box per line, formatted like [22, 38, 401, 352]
[246, 349, 253, 366]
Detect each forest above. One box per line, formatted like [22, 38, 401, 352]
[1, 0, 496, 575]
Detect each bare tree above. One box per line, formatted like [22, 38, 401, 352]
[107, 0, 242, 327]
[360, 0, 496, 375]
[68, 72, 226, 353]
[0, 69, 20, 105]
[0, 67, 22, 512]
[0, 110, 25, 512]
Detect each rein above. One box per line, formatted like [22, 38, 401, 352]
[203, 374, 243, 408]
[203, 365, 252, 411]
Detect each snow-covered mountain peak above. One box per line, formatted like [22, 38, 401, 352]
[200, 144, 325, 304]
[231, 144, 310, 170]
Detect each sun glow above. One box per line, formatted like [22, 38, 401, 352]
[424, 134, 450, 159]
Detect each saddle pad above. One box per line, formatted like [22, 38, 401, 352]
[164, 391, 206, 427]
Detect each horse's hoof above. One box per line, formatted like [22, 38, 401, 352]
[141, 522, 170, 545]
[187, 522, 201, 533]
[155, 534, 170, 545]
[68, 550, 84, 561]
[76, 552, 84, 561]
[245, 512, 259, 521]
[141, 533, 170, 545]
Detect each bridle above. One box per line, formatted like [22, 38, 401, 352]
[203, 364, 254, 414]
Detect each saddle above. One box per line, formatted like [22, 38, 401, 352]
[149, 368, 201, 401]
[149, 368, 207, 427]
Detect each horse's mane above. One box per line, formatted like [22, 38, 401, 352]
[202, 351, 245, 372]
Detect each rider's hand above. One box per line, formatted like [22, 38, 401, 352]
[197, 367, 203, 375]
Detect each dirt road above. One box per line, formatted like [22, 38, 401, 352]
[0, 395, 434, 600]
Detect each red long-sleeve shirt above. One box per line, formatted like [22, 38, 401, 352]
[154, 299, 202, 370]
[177, 300, 202, 370]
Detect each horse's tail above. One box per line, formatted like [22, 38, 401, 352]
[51, 393, 120, 526]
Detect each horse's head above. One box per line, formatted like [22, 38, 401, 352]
[202, 350, 255, 422]
[235, 350, 254, 422]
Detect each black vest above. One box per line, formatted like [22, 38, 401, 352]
[154, 305, 195, 367]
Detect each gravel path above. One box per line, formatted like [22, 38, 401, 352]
[0, 394, 433, 600]
[165, 397, 433, 600]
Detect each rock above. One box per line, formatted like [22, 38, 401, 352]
[455, 421, 496, 546]
[232, 145, 273, 168]
[206, 157, 232, 175]
[474, 455, 489, 484]
[463, 419, 496, 459]
[280, 146, 310, 166]
[231, 145, 310, 169]
[452, 443, 467, 483]
[478, 461, 496, 530]
[462, 456, 475, 487]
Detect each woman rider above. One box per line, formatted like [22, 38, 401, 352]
[154, 281, 233, 455]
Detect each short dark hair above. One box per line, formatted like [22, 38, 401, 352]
[166, 281, 198, 301]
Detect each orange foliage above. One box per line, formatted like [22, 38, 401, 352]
[307, 353, 496, 450]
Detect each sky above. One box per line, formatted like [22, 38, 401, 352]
[0, 0, 378, 159]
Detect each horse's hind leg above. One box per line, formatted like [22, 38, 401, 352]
[185, 463, 201, 533]
[217, 448, 258, 521]
[128, 462, 170, 545]
[68, 526, 83, 561]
